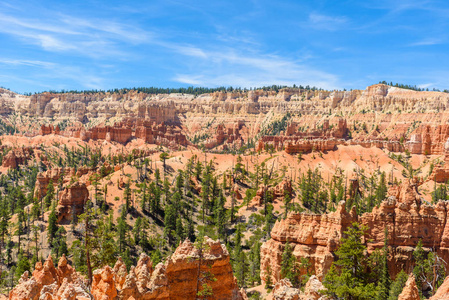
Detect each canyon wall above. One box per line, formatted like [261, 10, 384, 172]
[3, 84, 449, 154]
[261, 181, 449, 284]
[9, 237, 246, 300]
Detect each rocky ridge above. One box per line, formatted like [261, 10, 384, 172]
[261, 180, 449, 284]
[9, 237, 246, 300]
[3, 85, 449, 156]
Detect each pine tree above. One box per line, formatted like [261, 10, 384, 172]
[15, 252, 30, 280]
[377, 227, 390, 300]
[195, 228, 217, 299]
[248, 240, 261, 286]
[159, 152, 169, 180]
[44, 180, 55, 209]
[214, 191, 228, 242]
[175, 217, 185, 243]
[265, 264, 273, 289]
[323, 223, 378, 299]
[123, 180, 132, 212]
[235, 250, 248, 287]
[133, 217, 142, 246]
[280, 241, 299, 286]
[117, 217, 127, 254]
[164, 204, 177, 244]
[47, 206, 58, 246]
[388, 270, 408, 300]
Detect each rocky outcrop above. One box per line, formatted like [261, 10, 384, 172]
[11, 238, 246, 300]
[270, 276, 328, 300]
[9, 255, 88, 300]
[204, 122, 245, 150]
[40, 125, 60, 136]
[271, 279, 301, 300]
[92, 266, 117, 300]
[57, 182, 89, 223]
[94, 238, 246, 299]
[134, 120, 188, 148]
[34, 167, 92, 200]
[44, 118, 188, 148]
[4, 84, 449, 156]
[1, 148, 33, 169]
[118, 237, 246, 300]
[261, 201, 356, 283]
[398, 274, 420, 300]
[261, 181, 449, 285]
[406, 125, 449, 155]
[252, 179, 293, 206]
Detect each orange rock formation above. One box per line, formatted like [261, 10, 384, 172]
[56, 182, 89, 223]
[9, 255, 89, 300]
[1, 148, 33, 169]
[261, 181, 449, 284]
[398, 274, 421, 300]
[10, 238, 246, 300]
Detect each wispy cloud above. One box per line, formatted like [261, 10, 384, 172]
[0, 59, 56, 67]
[172, 47, 340, 89]
[0, 10, 150, 58]
[307, 13, 348, 31]
[0, 57, 105, 90]
[417, 83, 435, 89]
[409, 38, 444, 46]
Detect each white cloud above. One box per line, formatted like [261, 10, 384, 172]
[409, 38, 444, 46]
[417, 83, 435, 89]
[0, 11, 150, 58]
[308, 13, 348, 31]
[172, 48, 340, 89]
[0, 59, 56, 67]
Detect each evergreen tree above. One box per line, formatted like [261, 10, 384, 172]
[280, 241, 299, 286]
[52, 226, 68, 258]
[15, 252, 30, 280]
[43, 179, 55, 209]
[376, 228, 390, 300]
[323, 223, 377, 300]
[175, 217, 185, 243]
[47, 206, 58, 246]
[235, 250, 248, 287]
[117, 217, 127, 254]
[164, 204, 177, 243]
[214, 191, 228, 242]
[413, 239, 446, 296]
[159, 152, 169, 179]
[388, 270, 408, 300]
[123, 180, 132, 212]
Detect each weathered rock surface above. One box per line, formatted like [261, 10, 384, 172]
[4, 84, 449, 154]
[398, 274, 420, 300]
[92, 266, 117, 300]
[11, 238, 246, 300]
[1, 147, 33, 168]
[252, 178, 293, 206]
[126, 237, 247, 300]
[261, 200, 356, 282]
[9, 255, 87, 300]
[34, 167, 92, 200]
[57, 182, 89, 223]
[270, 276, 328, 300]
[261, 180, 449, 284]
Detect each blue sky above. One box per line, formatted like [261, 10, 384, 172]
[0, 0, 448, 93]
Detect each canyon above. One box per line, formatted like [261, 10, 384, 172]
[3, 84, 449, 158]
[2, 84, 449, 299]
